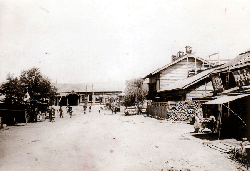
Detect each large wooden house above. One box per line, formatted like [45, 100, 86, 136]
[158, 68, 215, 101]
[144, 47, 219, 101]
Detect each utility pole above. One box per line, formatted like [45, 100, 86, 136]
[85, 85, 88, 106]
[92, 83, 93, 106]
[209, 52, 219, 67]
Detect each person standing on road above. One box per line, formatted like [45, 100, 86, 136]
[59, 105, 63, 118]
[66, 105, 69, 115]
[83, 105, 87, 114]
[67, 106, 72, 118]
[25, 109, 29, 124]
[49, 108, 53, 122]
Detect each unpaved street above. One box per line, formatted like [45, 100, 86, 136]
[0, 106, 241, 171]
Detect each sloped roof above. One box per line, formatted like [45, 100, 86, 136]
[56, 82, 125, 93]
[144, 54, 214, 78]
[214, 51, 250, 73]
[159, 68, 215, 92]
[205, 94, 250, 104]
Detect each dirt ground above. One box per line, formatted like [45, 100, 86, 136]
[0, 105, 245, 171]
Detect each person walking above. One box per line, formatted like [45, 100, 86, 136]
[83, 105, 87, 114]
[59, 105, 63, 118]
[49, 108, 53, 122]
[67, 106, 72, 118]
[69, 107, 73, 118]
[89, 105, 91, 112]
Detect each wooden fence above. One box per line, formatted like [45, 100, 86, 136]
[147, 102, 171, 119]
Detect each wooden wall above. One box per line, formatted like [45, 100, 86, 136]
[159, 57, 210, 91]
[186, 81, 213, 100]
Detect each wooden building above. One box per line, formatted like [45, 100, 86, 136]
[201, 50, 250, 139]
[158, 68, 215, 102]
[153, 49, 250, 139]
[144, 47, 217, 101]
[144, 47, 232, 124]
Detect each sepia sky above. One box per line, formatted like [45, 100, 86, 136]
[0, 0, 250, 84]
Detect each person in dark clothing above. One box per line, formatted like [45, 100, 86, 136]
[49, 109, 53, 122]
[59, 106, 63, 118]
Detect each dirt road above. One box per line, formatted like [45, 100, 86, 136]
[0, 106, 242, 171]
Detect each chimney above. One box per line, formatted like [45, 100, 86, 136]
[172, 55, 177, 62]
[185, 46, 192, 54]
[177, 51, 185, 58]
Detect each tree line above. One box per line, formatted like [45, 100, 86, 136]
[0, 67, 148, 107]
[0, 67, 57, 105]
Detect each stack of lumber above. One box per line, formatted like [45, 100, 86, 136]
[167, 101, 199, 121]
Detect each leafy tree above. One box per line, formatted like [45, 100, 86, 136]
[0, 74, 25, 104]
[19, 67, 57, 101]
[1, 67, 57, 104]
[124, 78, 148, 108]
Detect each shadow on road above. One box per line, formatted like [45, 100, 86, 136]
[190, 132, 221, 141]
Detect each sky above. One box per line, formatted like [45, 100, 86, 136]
[0, 0, 250, 85]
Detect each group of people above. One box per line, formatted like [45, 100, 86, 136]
[83, 105, 90, 113]
[47, 105, 73, 122]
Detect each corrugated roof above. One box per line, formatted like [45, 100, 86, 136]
[159, 68, 215, 91]
[205, 94, 250, 104]
[144, 54, 214, 78]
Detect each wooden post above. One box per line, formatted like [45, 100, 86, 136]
[247, 97, 250, 141]
[164, 103, 166, 119]
[159, 103, 161, 119]
[157, 103, 159, 119]
[218, 104, 223, 140]
[161, 103, 163, 119]
[205, 80, 207, 97]
[152, 103, 154, 117]
[25, 110, 28, 125]
[0, 117, 2, 129]
[155, 103, 156, 117]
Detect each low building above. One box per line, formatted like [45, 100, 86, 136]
[55, 82, 124, 106]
